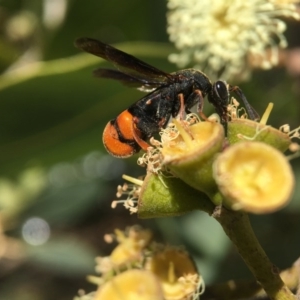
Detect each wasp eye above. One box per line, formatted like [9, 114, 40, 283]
[214, 80, 229, 103]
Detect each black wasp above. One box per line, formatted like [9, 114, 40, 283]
[75, 37, 259, 158]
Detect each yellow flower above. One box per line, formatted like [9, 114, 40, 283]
[95, 226, 152, 274]
[145, 246, 203, 300]
[94, 270, 164, 300]
[213, 141, 295, 213]
[77, 227, 203, 300]
[167, 0, 300, 80]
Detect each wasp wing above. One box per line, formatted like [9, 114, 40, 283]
[74, 37, 173, 87]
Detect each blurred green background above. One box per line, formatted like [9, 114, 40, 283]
[0, 1, 300, 299]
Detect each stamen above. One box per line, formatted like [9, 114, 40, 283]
[260, 103, 274, 125]
[173, 119, 194, 149]
[122, 174, 143, 186]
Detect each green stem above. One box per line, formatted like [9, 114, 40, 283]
[213, 206, 295, 300]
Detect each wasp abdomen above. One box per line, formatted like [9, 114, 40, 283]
[102, 110, 141, 158]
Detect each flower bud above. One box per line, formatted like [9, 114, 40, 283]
[228, 119, 291, 152]
[138, 173, 214, 219]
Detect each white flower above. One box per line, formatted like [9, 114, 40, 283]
[167, 0, 300, 81]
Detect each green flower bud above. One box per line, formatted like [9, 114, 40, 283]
[138, 173, 214, 218]
[228, 119, 291, 152]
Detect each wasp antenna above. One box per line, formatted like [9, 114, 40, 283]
[229, 86, 260, 121]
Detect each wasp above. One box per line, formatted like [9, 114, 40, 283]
[75, 37, 259, 158]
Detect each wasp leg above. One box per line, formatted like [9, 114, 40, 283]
[132, 117, 151, 151]
[185, 89, 207, 121]
[175, 93, 186, 120]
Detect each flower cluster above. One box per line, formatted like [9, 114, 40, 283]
[74, 226, 204, 300]
[76, 104, 299, 299]
[167, 0, 300, 81]
[114, 101, 298, 217]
